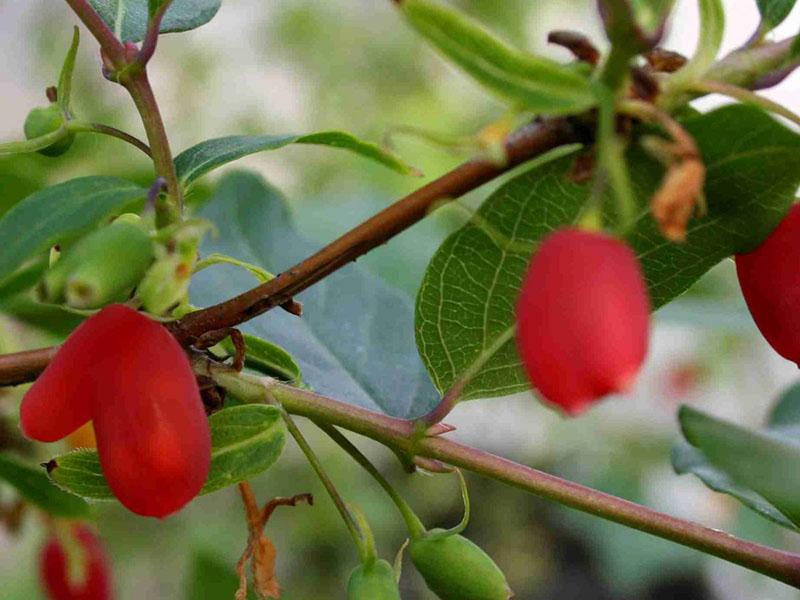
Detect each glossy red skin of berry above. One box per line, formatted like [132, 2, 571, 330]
[40, 524, 112, 600]
[21, 305, 210, 517]
[515, 228, 650, 415]
[736, 204, 800, 365]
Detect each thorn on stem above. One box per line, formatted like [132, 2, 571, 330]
[547, 30, 600, 65]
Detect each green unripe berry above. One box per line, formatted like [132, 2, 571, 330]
[39, 221, 154, 308]
[137, 253, 191, 316]
[23, 105, 75, 157]
[347, 559, 401, 600]
[409, 531, 512, 600]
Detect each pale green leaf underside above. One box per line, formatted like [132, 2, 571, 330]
[415, 105, 800, 402]
[47, 405, 286, 501]
[674, 382, 800, 531]
[0, 176, 146, 285]
[402, 0, 596, 114]
[0, 453, 90, 518]
[174, 131, 416, 187]
[88, 0, 221, 42]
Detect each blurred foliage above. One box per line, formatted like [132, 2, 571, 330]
[1, 1, 800, 600]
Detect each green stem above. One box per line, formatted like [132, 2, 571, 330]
[205, 367, 800, 588]
[318, 422, 427, 539]
[258, 385, 369, 563]
[67, 121, 152, 156]
[62, 0, 126, 66]
[123, 73, 183, 226]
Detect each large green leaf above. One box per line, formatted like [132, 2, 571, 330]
[401, 0, 595, 115]
[46, 405, 286, 501]
[174, 132, 416, 187]
[673, 382, 800, 530]
[0, 176, 146, 285]
[191, 172, 437, 418]
[415, 104, 800, 401]
[0, 453, 90, 518]
[88, 0, 221, 42]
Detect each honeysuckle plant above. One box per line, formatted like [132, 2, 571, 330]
[1, 0, 800, 598]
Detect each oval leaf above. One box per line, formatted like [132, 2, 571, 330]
[675, 382, 800, 530]
[0, 453, 90, 518]
[219, 333, 303, 385]
[756, 0, 797, 30]
[401, 0, 596, 114]
[415, 104, 800, 401]
[191, 172, 437, 419]
[174, 131, 416, 187]
[46, 405, 286, 501]
[0, 176, 146, 285]
[88, 0, 221, 42]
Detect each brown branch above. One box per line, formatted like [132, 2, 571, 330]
[170, 117, 583, 344]
[0, 347, 58, 386]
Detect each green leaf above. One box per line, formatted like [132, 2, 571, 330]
[219, 333, 303, 385]
[174, 131, 417, 187]
[756, 0, 797, 30]
[0, 453, 90, 518]
[415, 104, 800, 401]
[191, 172, 437, 418]
[0, 177, 146, 285]
[674, 382, 800, 530]
[47, 405, 286, 501]
[401, 0, 596, 115]
[88, 0, 221, 43]
[57, 27, 80, 112]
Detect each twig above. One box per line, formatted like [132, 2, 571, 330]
[170, 117, 583, 344]
[210, 368, 800, 589]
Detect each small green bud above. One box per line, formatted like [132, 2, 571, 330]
[347, 559, 401, 600]
[409, 531, 512, 600]
[23, 105, 74, 157]
[112, 213, 143, 226]
[39, 221, 154, 308]
[137, 253, 191, 316]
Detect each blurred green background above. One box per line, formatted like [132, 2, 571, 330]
[1, 1, 800, 598]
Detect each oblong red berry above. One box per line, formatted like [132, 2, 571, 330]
[85, 305, 210, 517]
[515, 228, 650, 415]
[736, 205, 800, 365]
[21, 305, 210, 517]
[40, 524, 113, 600]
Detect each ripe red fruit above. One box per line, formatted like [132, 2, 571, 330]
[20, 304, 211, 517]
[515, 228, 650, 415]
[40, 524, 112, 600]
[736, 205, 800, 365]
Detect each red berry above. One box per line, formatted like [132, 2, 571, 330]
[21, 305, 210, 517]
[40, 524, 113, 600]
[515, 228, 650, 415]
[736, 205, 800, 365]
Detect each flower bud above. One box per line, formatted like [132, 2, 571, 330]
[40, 524, 112, 600]
[410, 531, 512, 600]
[736, 204, 800, 364]
[24, 105, 75, 157]
[515, 228, 650, 415]
[21, 305, 211, 517]
[137, 253, 191, 316]
[39, 221, 154, 308]
[347, 559, 401, 600]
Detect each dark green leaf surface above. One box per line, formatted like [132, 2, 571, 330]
[174, 132, 416, 187]
[186, 551, 256, 600]
[756, 0, 797, 29]
[47, 405, 286, 500]
[219, 333, 303, 384]
[415, 105, 800, 401]
[674, 382, 800, 530]
[0, 176, 146, 285]
[0, 453, 90, 518]
[402, 0, 595, 114]
[88, 0, 221, 42]
[191, 172, 437, 418]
